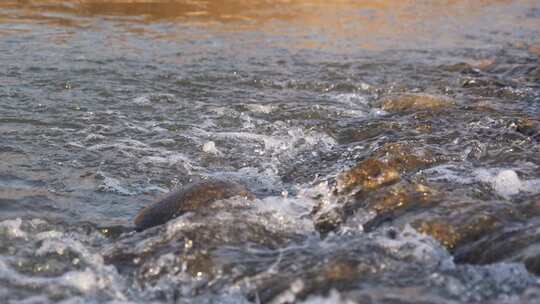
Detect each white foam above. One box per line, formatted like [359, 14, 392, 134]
[245, 104, 275, 114]
[330, 93, 385, 117]
[163, 190, 316, 241]
[300, 289, 352, 304]
[332, 93, 369, 107]
[212, 166, 284, 195]
[164, 214, 204, 240]
[140, 153, 192, 167]
[0, 218, 26, 239]
[61, 268, 98, 293]
[132, 95, 150, 105]
[83, 133, 106, 143]
[0, 219, 128, 301]
[97, 176, 133, 196]
[36, 239, 68, 256]
[10, 295, 51, 304]
[132, 93, 175, 105]
[492, 170, 522, 198]
[424, 164, 475, 184]
[35, 230, 63, 240]
[475, 168, 540, 199]
[202, 141, 222, 155]
[426, 165, 540, 199]
[271, 279, 307, 304]
[0, 257, 124, 300]
[255, 195, 316, 232]
[29, 218, 47, 228]
[203, 128, 336, 158]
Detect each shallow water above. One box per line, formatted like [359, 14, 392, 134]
[1, 1, 540, 303]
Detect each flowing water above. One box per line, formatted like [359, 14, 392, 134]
[1, 1, 540, 303]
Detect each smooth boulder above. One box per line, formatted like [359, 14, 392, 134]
[134, 178, 253, 231]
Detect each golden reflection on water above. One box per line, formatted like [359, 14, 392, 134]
[0, 1, 539, 50]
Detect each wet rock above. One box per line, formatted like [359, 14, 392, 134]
[312, 203, 345, 234]
[414, 123, 433, 133]
[412, 212, 504, 251]
[376, 143, 445, 173]
[442, 60, 494, 74]
[336, 143, 446, 195]
[529, 45, 540, 56]
[451, 222, 540, 268]
[413, 219, 461, 250]
[97, 224, 133, 239]
[336, 158, 400, 195]
[244, 241, 390, 303]
[474, 60, 495, 70]
[331, 120, 400, 144]
[240, 228, 535, 303]
[530, 66, 540, 82]
[280, 148, 346, 185]
[524, 254, 540, 276]
[107, 208, 308, 290]
[450, 202, 540, 275]
[443, 62, 481, 74]
[461, 77, 506, 89]
[379, 94, 454, 113]
[362, 183, 441, 232]
[134, 178, 254, 231]
[314, 143, 448, 234]
[514, 118, 540, 140]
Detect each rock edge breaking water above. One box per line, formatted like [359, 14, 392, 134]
[134, 178, 254, 231]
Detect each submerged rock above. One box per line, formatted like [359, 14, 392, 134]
[376, 142, 445, 172]
[336, 143, 446, 195]
[379, 94, 454, 113]
[442, 60, 494, 73]
[361, 182, 441, 232]
[133, 178, 254, 231]
[514, 118, 540, 140]
[312, 201, 346, 234]
[313, 142, 449, 233]
[529, 45, 540, 56]
[412, 210, 509, 251]
[107, 197, 309, 293]
[447, 201, 540, 275]
[336, 158, 400, 195]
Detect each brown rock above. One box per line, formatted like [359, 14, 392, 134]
[312, 204, 345, 234]
[414, 220, 461, 250]
[335, 143, 446, 195]
[443, 60, 493, 73]
[360, 182, 441, 232]
[134, 178, 254, 231]
[413, 214, 501, 251]
[336, 158, 400, 194]
[414, 123, 432, 133]
[380, 94, 454, 113]
[371, 183, 438, 215]
[515, 118, 540, 139]
[319, 142, 448, 233]
[529, 45, 540, 56]
[471, 59, 494, 70]
[376, 143, 444, 173]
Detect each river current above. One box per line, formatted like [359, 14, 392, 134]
[1, 1, 540, 303]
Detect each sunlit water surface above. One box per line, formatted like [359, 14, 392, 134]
[1, 1, 540, 303]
